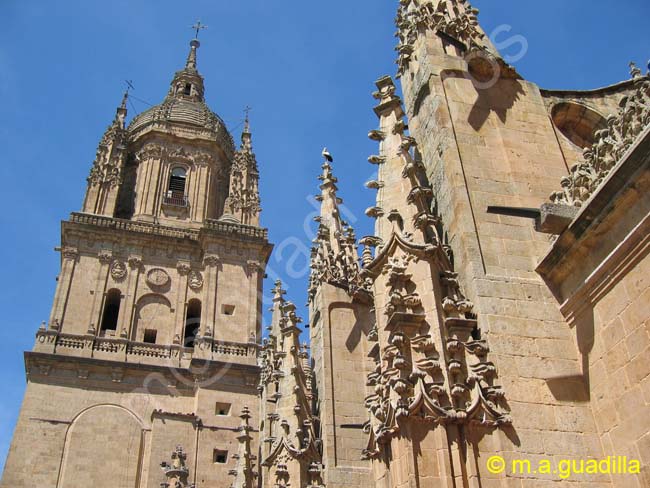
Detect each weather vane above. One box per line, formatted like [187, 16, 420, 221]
[125, 79, 135, 94]
[191, 20, 208, 40]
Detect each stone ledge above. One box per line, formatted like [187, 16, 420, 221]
[537, 203, 579, 235]
[68, 212, 269, 242]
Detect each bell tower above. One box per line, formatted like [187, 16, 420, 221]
[2, 36, 270, 488]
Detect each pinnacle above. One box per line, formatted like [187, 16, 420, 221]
[185, 38, 200, 71]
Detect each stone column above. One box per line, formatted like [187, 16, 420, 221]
[48, 246, 78, 331]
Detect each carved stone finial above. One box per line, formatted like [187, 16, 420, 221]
[161, 445, 193, 488]
[229, 407, 257, 488]
[630, 61, 642, 78]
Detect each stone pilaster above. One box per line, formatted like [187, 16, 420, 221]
[118, 255, 142, 339]
[48, 246, 78, 330]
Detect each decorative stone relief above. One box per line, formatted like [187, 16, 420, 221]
[62, 247, 78, 260]
[146, 268, 170, 287]
[550, 76, 650, 207]
[188, 270, 203, 290]
[98, 250, 113, 264]
[396, 0, 484, 76]
[161, 445, 195, 488]
[203, 254, 220, 267]
[176, 261, 191, 276]
[110, 260, 127, 281]
[128, 255, 143, 270]
[361, 75, 511, 461]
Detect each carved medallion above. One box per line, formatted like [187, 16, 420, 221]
[110, 260, 127, 281]
[188, 270, 203, 290]
[146, 268, 170, 287]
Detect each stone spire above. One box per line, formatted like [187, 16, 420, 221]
[166, 39, 206, 102]
[360, 74, 511, 468]
[229, 406, 258, 488]
[81, 91, 129, 215]
[258, 287, 322, 488]
[222, 112, 262, 226]
[395, 0, 516, 79]
[185, 38, 200, 71]
[241, 108, 253, 153]
[308, 149, 369, 302]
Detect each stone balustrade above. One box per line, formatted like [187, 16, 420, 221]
[34, 329, 258, 366]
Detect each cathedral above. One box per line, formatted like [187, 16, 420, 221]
[2, 1, 649, 487]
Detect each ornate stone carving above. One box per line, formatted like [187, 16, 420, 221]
[229, 406, 258, 488]
[160, 445, 195, 488]
[223, 118, 262, 226]
[550, 76, 650, 207]
[308, 152, 371, 303]
[146, 268, 170, 287]
[188, 270, 203, 290]
[361, 75, 511, 462]
[128, 255, 143, 270]
[246, 260, 261, 274]
[259, 284, 322, 488]
[203, 254, 220, 267]
[110, 260, 127, 281]
[98, 250, 113, 264]
[86, 95, 128, 190]
[396, 0, 483, 76]
[176, 261, 191, 276]
[62, 247, 78, 260]
[382, 253, 423, 320]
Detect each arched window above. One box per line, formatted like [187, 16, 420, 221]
[184, 299, 201, 348]
[101, 289, 121, 333]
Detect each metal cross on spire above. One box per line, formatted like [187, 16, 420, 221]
[244, 105, 252, 132]
[191, 20, 208, 39]
[120, 79, 135, 110]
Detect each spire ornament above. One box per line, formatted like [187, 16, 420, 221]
[308, 149, 371, 302]
[160, 445, 195, 488]
[229, 406, 258, 488]
[223, 109, 261, 226]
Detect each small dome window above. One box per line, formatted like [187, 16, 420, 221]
[551, 102, 607, 149]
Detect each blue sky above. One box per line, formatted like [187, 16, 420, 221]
[0, 0, 648, 473]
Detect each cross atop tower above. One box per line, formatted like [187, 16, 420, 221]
[190, 20, 208, 40]
[244, 105, 252, 132]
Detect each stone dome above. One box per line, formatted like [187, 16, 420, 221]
[127, 39, 235, 156]
[128, 98, 235, 151]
